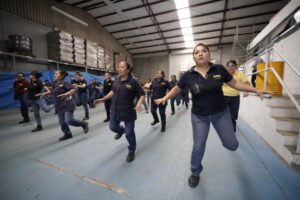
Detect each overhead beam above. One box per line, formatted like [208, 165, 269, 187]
[115, 11, 276, 39]
[131, 42, 234, 55]
[121, 22, 267, 45]
[94, 0, 167, 18]
[102, 0, 223, 27]
[108, 0, 282, 33]
[127, 31, 259, 50]
[218, 0, 229, 46]
[71, 0, 92, 7]
[141, 0, 170, 53]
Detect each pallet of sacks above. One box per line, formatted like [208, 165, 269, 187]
[86, 40, 98, 68]
[73, 36, 85, 65]
[105, 48, 114, 72]
[97, 45, 105, 70]
[47, 31, 74, 63]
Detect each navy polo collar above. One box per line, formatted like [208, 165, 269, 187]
[189, 62, 216, 73]
[119, 75, 132, 83]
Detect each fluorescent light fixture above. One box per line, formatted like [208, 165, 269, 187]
[174, 0, 195, 49]
[177, 8, 190, 19]
[174, 0, 189, 9]
[181, 27, 193, 35]
[183, 34, 194, 42]
[185, 41, 195, 48]
[179, 19, 192, 28]
[51, 6, 88, 27]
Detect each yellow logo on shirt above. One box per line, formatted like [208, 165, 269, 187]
[213, 75, 222, 79]
[59, 84, 63, 87]
[161, 82, 166, 85]
[108, 83, 111, 86]
[126, 84, 132, 89]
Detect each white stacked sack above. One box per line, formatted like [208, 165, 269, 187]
[105, 48, 114, 71]
[47, 31, 74, 63]
[86, 40, 98, 68]
[97, 46, 105, 70]
[73, 36, 85, 65]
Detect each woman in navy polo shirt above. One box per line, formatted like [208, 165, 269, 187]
[148, 71, 171, 132]
[155, 43, 273, 188]
[94, 61, 145, 163]
[38, 70, 89, 141]
[27, 71, 54, 132]
[75, 72, 89, 120]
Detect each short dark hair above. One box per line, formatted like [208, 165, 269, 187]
[227, 60, 237, 67]
[16, 72, 24, 77]
[30, 71, 43, 79]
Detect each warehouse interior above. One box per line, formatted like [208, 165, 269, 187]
[0, 0, 300, 199]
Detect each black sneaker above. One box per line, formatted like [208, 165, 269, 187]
[32, 125, 43, 132]
[171, 112, 175, 115]
[188, 175, 200, 188]
[114, 133, 123, 140]
[58, 133, 73, 141]
[146, 110, 149, 113]
[126, 152, 135, 162]
[104, 118, 110, 123]
[83, 121, 89, 134]
[83, 117, 89, 120]
[19, 119, 30, 124]
[161, 126, 166, 132]
[151, 120, 159, 126]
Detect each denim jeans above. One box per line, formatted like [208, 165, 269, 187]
[28, 98, 54, 126]
[190, 108, 238, 176]
[146, 91, 152, 106]
[104, 99, 111, 119]
[109, 117, 136, 152]
[76, 93, 89, 118]
[224, 96, 240, 132]
[134, 97, 148, 112]
[57, 111, 84, 134]
[170, 95, 180, 113]
[19, 93, 30, 121]
[151, 101, 166, 126]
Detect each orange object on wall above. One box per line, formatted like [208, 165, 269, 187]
[256, 61, 285, 96]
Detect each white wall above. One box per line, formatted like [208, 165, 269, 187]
[133, 55, 169, 82]
[242, 27, 300, 95]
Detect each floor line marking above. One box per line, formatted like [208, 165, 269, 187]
[237, 126, 289, 200]
[19, 153, 133, 200]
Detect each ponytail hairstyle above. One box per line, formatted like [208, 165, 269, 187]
[121, 61, 133, 76]
[30, 71, 43, 79]
[159, 70, 165, 78]
[59, 70, 69, 80]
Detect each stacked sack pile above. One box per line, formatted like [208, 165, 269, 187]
[47, 31, 74, 63]
[105, 48, 114, 71]
[86, 40, 98, 68]
[73, 36, 85, 65]
[97, 45, 105, 70]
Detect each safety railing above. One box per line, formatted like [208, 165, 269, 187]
[246, 65, 300, 154]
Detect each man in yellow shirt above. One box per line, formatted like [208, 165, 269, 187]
[222, 60, 250, 132]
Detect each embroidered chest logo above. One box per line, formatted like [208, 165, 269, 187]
[161, 82, 166, 85]
[59, 84, 63, 87]
[108, 83, 111, 86]
[213, 75, 222, 79]
[126, 84, 132, 89]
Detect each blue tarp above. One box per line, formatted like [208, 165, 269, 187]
[0, 70, 105, 110]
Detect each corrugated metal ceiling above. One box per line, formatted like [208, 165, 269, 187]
[59, 0, 288, 56]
